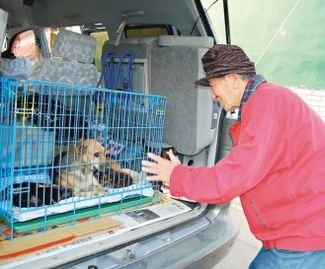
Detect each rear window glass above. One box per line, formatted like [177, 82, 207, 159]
[90, 31, 109, 71]
[125, 25, 170, 38]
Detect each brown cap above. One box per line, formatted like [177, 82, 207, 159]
[195, 44, 256, 87]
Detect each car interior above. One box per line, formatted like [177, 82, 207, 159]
[0, 1, 238, 268]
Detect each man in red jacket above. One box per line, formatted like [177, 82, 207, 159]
[142, 44, 325, 268]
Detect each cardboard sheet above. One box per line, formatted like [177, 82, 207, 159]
[0, 217, 122, 263]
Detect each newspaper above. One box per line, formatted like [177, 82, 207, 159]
[110, 195, 191, 229]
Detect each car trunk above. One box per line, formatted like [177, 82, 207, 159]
[0, 1, 237, 268]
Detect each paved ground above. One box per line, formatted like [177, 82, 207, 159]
[213, 198, 261, 269]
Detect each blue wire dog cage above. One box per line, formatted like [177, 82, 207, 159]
[0, 76, 166, 239]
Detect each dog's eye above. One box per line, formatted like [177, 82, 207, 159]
[94, 152, 100, 158]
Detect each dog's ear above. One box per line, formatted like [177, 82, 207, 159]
[76, 142, 82, 154]
[105, 147, 111, 158]
[76, 141, 87, 154]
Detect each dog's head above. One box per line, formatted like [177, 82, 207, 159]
[77, 139, 108, 169]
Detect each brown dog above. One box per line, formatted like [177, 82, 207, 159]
[56, 139, 119, 197]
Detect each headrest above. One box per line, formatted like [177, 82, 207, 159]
[158, 35, 214, 48]
[52, 30, 96, 64]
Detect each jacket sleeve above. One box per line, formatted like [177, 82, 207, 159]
[170, 109, 287, 204]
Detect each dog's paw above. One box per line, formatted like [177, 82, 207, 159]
[121, 168, 141, 183]
[97, 190, 108, 196]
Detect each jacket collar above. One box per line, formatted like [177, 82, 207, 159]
[238, 74, 266, 121]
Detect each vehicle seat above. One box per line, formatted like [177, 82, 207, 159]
[151, 35, 216, 156]
[28, 30, 99, 140]
[0, 56, 32, 80]
[30, 30, 98, 87]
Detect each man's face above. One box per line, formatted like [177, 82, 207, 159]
[208, 74, 244, 112]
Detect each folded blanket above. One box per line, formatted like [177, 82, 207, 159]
[3, 171, 153, 222]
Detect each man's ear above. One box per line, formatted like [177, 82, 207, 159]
[229, 73, 243, 89]
[225, 73, 238, 88]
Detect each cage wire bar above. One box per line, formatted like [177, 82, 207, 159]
[0, 76, 166, 239]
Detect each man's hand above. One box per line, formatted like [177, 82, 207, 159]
[141, 150, 181, 183]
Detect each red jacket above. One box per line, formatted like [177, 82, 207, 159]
[170, 82, 325, 251]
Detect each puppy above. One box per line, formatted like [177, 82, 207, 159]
[5, 182, 73, 208]
[56, 139, 111, 197]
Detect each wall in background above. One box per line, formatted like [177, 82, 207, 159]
[203, 0, 325, 90]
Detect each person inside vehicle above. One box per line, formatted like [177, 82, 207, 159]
[141, 44, 325, 268]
